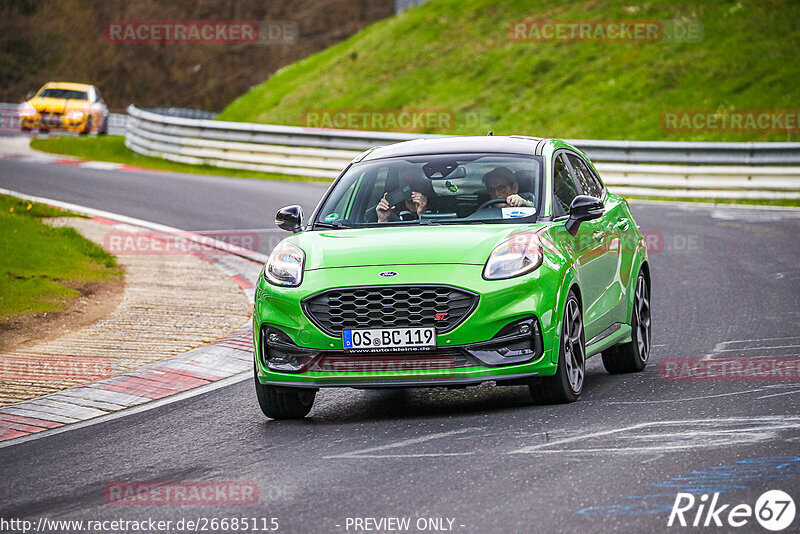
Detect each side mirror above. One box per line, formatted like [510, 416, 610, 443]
[25, 92, 34, 100]
[275, 205, 303, 233]
[565, 195, 604, 236]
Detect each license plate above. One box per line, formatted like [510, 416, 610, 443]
[343, 327, 436, 353]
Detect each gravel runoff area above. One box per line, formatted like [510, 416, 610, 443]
[0, 216, 253, 406]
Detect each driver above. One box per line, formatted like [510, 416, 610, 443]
[482, 167, 534, 208]
[376, 168, 432, 222]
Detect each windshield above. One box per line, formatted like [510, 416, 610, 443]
[37, 89, 88, 100]
[314, 153, 543, 228]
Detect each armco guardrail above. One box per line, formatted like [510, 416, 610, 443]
[124, 104, 795, 199]
[0, 103, 22, 131]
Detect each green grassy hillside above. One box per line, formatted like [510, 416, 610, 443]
[217, 0, 800, 141]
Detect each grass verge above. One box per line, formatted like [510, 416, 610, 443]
[0, 194, 123, 322]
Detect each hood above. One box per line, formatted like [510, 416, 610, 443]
[291, 224, 545, 270]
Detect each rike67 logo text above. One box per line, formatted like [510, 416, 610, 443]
[668, 490, 795, 531]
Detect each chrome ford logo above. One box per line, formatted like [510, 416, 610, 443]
[378, 271, 398, 277]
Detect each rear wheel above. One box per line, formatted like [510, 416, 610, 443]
[602, 271, 651, 374]
[254, 366, 316, 419]
[530, 290, 584, 404]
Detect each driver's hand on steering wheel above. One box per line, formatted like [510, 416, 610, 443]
[506, 194, 533, 208]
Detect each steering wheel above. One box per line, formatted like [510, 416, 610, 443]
[476, 198, 508, 211]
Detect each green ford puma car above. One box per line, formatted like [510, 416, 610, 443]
[253, 136, 651, 419]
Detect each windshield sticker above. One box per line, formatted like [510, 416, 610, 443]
[324, 213, 340, 222]
[501, 207, 537, 219]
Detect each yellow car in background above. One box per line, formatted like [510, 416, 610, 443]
[19, 82, 109, 135]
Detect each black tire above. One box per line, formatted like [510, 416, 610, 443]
[80, 117, 91, 135]
[602, 271, 651, 374]
[254, 367, 316, 419]
[530, 290, 585, 404]
[98, 116, 109, 135]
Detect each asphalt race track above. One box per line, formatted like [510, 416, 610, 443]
[2, 156, 800, 533]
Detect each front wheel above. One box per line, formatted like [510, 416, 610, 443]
[530, 290, 585, 404]
[80, 117, 91, 135]
[602, 271, 651, 374]
[254, 367, 316, 419]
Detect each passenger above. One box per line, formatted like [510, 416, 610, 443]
[376, 169, 432, 222]
[482, 167, 534, 208]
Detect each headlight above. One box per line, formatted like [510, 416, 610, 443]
[65, 109, 84, 120]
[18, 102, 37, 118]
[483, 230, 544, 280]
[264, 241, 305, 287]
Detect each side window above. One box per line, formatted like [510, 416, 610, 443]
[566, 154, 603, 199]
[552, 154, 579, 218]
[321, 174, 361, 222]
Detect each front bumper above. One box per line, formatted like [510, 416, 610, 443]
[253, 263, 563, 388]
[21, 114, 88, 131]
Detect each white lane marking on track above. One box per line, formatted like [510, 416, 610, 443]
[702, 336, 800, 359]
[328, 418, 800, 459]
[325, 428, 480, 459]
[605, 388, 768, 404]
[715, 344, 800, 352]
[715, 336, 800, 347]
[507, 416, 800, 455]
[755, 389, 800, 400]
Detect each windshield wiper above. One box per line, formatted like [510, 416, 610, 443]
[314, 221, 347, 229]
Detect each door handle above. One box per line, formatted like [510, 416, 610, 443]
[592, 230, 605, 242]
[615, 219, 630, 231]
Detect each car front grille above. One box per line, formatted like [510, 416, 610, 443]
[302, 285, 478, 337]
[40, 112, 62, 125]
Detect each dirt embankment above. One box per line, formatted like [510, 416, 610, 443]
[0, 0, 394, 111]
